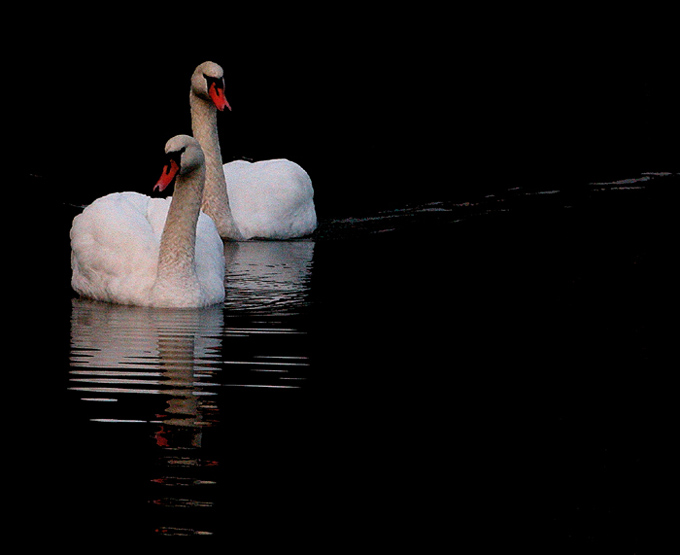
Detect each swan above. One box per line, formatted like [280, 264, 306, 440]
[70, 135, 226, 308]
[190, 61, 318, 240]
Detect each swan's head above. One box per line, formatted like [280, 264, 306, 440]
[191, 61, 231, 111]
[154, 135, 205, 192]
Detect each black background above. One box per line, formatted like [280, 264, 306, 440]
[13, 7, 679, 215]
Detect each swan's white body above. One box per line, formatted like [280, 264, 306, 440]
[70, 137, 226, 308]
[225, 158, 317, 240]
[190, 61, 317, 240]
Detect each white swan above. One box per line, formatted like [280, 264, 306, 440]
[70, 135, 226, 308]
[190, 61, 318, 240]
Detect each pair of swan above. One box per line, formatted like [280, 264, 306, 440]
[71, 62, 317, 308]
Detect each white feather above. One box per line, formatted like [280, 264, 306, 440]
[225, 158, 317, 240]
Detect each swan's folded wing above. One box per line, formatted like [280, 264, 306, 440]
[70, 192, 163, 304]
[194, 212, 226, 304]
[224, 159, 317, 239]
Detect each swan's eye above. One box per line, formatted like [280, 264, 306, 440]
[204, 74, 224, 91]
[170, 146, 186, 164]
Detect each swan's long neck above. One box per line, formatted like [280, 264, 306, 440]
[190, 92, 243, 240]
[157, 166, 205, 282]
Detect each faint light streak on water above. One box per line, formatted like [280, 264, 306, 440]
[222, 384, 302, 389]
[528, 189, 561, 195]
[154, 527, 214, 537]
[221, 359, 309, 367]
[70, 386, 165, 395]
[150, 498, 214, 508]
[224, 326, 306, 334]
[91, 418, 148, 423]
[71, 370, 163, 377]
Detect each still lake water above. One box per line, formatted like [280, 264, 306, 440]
[12, 173, 678, 548]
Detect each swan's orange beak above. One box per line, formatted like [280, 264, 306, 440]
[209, 82, 231, 111]
[154, 159, 180, 192]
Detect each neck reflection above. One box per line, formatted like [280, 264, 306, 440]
[69, 299, 224, 536]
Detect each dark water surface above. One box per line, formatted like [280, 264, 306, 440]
[12, 173, 678, 549]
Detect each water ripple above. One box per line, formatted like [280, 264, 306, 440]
[69, 298, 311, 537]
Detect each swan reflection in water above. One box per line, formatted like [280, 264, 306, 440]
[70, 300, 224, 536]
[223, 239, 314, 313]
